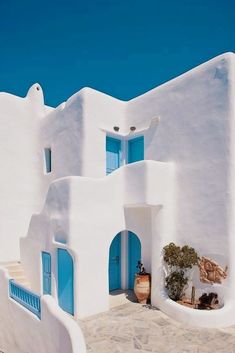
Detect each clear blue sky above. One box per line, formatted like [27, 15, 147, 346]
[0, 0, 234, 107]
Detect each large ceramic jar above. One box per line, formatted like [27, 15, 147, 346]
[134, 273, 151, 304]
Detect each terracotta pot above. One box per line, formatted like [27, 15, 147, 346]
[134, 273, 151, 304]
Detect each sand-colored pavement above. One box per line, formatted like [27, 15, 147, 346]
[79, 302, 235, 353]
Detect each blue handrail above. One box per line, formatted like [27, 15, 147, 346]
[9, 279, 41, 319]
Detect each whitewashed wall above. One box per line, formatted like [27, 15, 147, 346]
[0, 51, 227, 331]
[0, 84, 53, 261]
[40, 88, 126, 186]
[38, 53, 235, 271]
[20, 161, 173, 318]
[127, 52, 234, 259]
[19, 52, 235, 327]
[0, 268, 86, 353]
[127, 53, 235, 326]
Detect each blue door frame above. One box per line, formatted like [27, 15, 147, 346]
[128, 232, 141, 289]
[128, 136, 144, 164]
[57, 249, 74, 315]
[109, 233, 121, 291]
[42, 252, 51, 295]
[106, 136, 121, 174]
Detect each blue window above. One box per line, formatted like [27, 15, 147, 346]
[128, 136, 144, 164]
[44, 148, 52, 173]
[106, 137, 121, 174]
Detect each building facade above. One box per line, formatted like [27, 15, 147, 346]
[0, 53, 235, 336]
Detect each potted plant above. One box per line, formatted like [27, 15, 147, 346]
[163, 243, 199, 301]
[134, 261, 151, 304]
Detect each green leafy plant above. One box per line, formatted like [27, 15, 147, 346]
[165, 270, 188, 301]
[163, 242, 199, 301]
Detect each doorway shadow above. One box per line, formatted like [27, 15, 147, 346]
[109, 289, 138, 308]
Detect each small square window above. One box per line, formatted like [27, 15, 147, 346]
[44, 148, 52, 173]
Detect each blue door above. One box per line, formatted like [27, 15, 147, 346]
[128, 136, 144, 163]
[128, 232, 141, 289]
[109, 233, 121, 291]
[106, 137, 121, 174]
[42, 252, 51, 295]
[57, 249, 74, 315]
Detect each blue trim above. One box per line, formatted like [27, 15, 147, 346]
[128, 136, 144, 164]
[9, 279, 41, 318]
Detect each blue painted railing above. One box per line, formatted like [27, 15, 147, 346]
[9, 279, 41, 318]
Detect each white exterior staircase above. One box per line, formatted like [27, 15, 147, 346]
[0, 261, 30, 288]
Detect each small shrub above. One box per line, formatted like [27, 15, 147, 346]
[163, 243, 198, 269]
[165, 270, 188, 301]
[163, 242, 199, 301]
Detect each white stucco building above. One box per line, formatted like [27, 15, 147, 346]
[0, 52, 235, 353]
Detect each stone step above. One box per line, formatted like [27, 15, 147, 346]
[0, 260, 20, 264]
[15, 280, 31, 289]
[12, 275, 27, 281]
[8, 269, 24, 277]
[0, 261, 21, 269]
[1, 263, 22, 272]
[0, 261, 31, 289]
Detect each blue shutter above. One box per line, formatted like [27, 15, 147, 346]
[128, 136, 144, 164]
[42, 252, 51, 295]
[106, 137, 121, 174]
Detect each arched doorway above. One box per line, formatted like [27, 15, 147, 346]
[57, 249, 74, 315]
[109, 231, 141, 292]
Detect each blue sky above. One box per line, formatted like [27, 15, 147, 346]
[0, 0, 234, 107]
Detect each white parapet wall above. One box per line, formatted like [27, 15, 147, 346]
[0, 268, 86, 353]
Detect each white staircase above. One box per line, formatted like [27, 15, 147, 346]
[0, 261, 30, 289]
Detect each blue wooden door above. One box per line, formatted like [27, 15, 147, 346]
[42, 252, 51, 295]
[128, 136, 144, 163]
[106, 137, 121, 174]
[109, 233, 121, 291]
[128, 232, 141, 289]
[57, 249, 74, 315]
